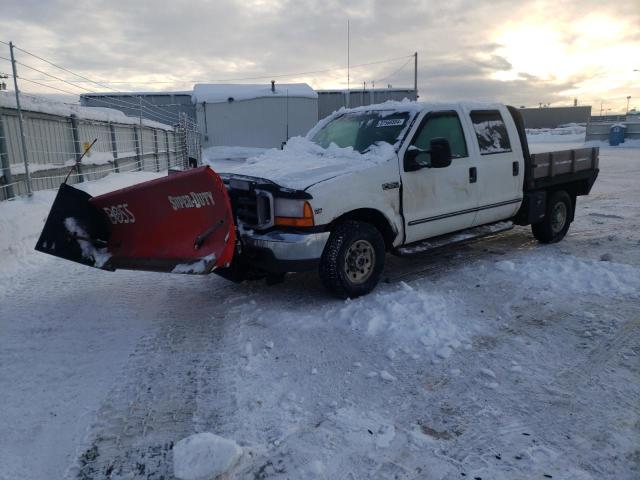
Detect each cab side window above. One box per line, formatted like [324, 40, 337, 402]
[469, 110, 512, 155]
[411, 112, 468, 162]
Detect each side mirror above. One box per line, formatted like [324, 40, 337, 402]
[429, 138, 452, 168]
[404, 138, 452, 171]
[404, 147, 430, 172]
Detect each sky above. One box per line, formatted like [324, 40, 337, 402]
[1, 0, 639, 113]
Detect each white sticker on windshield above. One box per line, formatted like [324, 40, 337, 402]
[376, 118, 405, 127]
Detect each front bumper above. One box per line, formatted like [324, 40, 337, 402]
[240, 230, 330, 273]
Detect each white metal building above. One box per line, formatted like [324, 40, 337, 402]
[192, 83, 318, 149]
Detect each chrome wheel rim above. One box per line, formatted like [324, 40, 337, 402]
[551, 202, 567, 234]
[344, 239, 375, 284]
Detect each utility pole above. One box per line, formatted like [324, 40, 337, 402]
[9, 41, 32, 196]
[138, 96, 144, 170]
[626, 96, 631, 115]
[414, 51, 418, 99]
[346, 20, 350, 108]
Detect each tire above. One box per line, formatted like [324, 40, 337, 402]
[319, 220, 386, 298]
[532, 190, 572, 244]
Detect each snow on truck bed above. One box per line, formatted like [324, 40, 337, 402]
[1, 134, 640, 479]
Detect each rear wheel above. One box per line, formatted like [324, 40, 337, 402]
[532, 191, 572, 243]
[319, 220, 385, 298]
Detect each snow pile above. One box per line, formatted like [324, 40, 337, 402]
[485, 253, 640, 299]
[0, 92, 172, 129]
[173, 433, 242, 480]
[192, 83, 317, 104]
[330, 281, 471, 361]
[526, 124, 586, 144]
[203, 146, 270, 162]
[216, 136, 397, 190]
[0, 190, 57, 296]
[0, 171, 163, 296]
[526, 124, 586, 137]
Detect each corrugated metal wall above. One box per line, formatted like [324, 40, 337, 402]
[197, 97, 318, 148]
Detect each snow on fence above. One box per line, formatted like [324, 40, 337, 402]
[0, 96, 197, 201]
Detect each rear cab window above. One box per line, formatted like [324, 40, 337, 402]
[469, 110, 512, 155]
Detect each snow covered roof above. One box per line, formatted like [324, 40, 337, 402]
[316, 88, 416, 93]
[325, 99, 512, 117]
[192, 83, 317, 104]
[0, 92, 173, 130]
[81, 91, 192, 97]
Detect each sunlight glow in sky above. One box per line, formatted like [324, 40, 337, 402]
[490, 14, 639, 111]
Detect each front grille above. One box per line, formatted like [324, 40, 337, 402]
[229, 188, 272, 228]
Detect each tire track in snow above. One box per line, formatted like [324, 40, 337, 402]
[68, 279, 248, 480]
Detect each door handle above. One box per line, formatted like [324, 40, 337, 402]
[469, 167, 477, 183]
[513, 161, 520, 176]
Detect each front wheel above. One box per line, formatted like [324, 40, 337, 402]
[319, 220, 386, 298]
[532, 190, 572, 243]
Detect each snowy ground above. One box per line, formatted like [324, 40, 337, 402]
[1, 135, 639, 480]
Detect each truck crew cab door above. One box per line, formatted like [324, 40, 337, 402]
[400, 108, 478, 244]
[463, 107, 523, 226]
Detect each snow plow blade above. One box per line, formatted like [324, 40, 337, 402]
[35, 166, 236, 274]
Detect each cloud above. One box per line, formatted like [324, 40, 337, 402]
[0, 0, 637, 111]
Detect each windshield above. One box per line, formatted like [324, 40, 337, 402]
[311, 111, 412, 153]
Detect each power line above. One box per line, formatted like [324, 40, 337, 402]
[7, 75, 179, 126]
[11, 42, 412, 85]
[7, 58, 181, 123]
[8, 45, 184, 119]
[12, 76, 80, 97]
[375, 57, 413, 84]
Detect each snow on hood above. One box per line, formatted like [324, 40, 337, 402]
[217, 136, 397, 190]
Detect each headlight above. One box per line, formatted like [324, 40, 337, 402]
[274, 198, 314, 227]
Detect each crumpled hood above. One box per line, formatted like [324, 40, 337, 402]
[215, 137, 397, 190]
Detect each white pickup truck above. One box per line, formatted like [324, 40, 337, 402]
[35, 101, 599, 299]
[214, 101, 599, 297]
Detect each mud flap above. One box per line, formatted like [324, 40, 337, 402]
[35, 166, 236, 274]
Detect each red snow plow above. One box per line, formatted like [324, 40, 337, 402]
[35, 167, 236, 274]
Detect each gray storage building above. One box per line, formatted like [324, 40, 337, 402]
[518, 106, 592, 129]
[192, 83, 318, 149]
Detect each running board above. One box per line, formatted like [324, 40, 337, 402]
[395, 221, 514, 256]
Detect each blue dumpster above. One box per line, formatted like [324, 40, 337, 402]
[609, 124, 626, 146]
